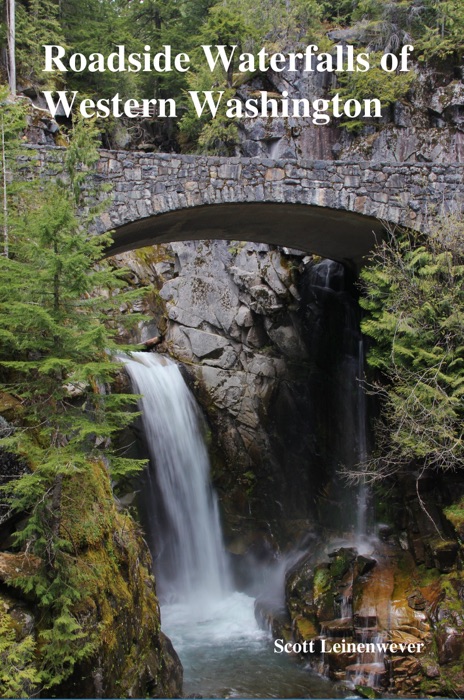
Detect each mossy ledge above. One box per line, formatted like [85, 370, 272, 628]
[0, 460, 182, 698]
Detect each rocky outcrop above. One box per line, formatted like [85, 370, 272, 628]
[112, 238, 464, 697]
[259, 537, 464, 697]
[0, 460, 182, 698]
[112, 243, 369, 555]
[251, 461, 464, 697]
[114, 241, 313, 551]
[237, 56, 464, 163]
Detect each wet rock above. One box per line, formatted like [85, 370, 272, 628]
[389, 630, 425, 647]
[293, 615, 318, 644]
[377, 523, 395, 541]
[431, 539, 459, 572]
[157, 632, 183, 697]
[356, 555, 377, 576]
[346, 662, 387, 685]
[408, 590, 427, 611]
[327, 547, 357, 579]
[436, 628, 464, 664]
[320, 617, 353, 637]
[255, 597, 292, 640]
[354, 684, 383, 699]
[424, 663, 440, 678]
[389, 655, 421, 675]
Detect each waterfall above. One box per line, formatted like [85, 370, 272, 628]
[306, 259, 371, 539]
[355, 338, 369, 541]
[120, 351, 230, 604]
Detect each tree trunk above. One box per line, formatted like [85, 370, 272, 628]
[1, 117, 8, 258]
[6, 0, 16, 96]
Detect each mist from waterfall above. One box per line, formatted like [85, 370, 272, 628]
[120, 351, 230, 605]
[120, 350, 344, 698]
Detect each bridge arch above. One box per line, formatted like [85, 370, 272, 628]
[33, 147, 464, 265]
[106, 202, 383, 268]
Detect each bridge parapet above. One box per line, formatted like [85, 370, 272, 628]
[26, 147, 464, 263]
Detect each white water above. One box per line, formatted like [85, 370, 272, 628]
[162, 591, 347, 698]
[120, 351, 230, 605]
[120, 351, 348, 698]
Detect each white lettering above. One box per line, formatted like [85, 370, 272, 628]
[189, 91, 223, 117]
[42, 90, 78, 117]
[202, 45, 236, 73]
[43, 45, 66, 71]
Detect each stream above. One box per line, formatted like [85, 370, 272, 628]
[121, 351, 356, 698]
[162, 592, 349, 699]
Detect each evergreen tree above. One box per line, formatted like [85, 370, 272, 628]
[358, 221, 464, 482]
[0, 108, 146, 691]
[0, 610, 40, 698]
[15, 0, 65, 88]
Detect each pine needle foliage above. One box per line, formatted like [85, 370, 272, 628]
[358, 220, 464, 482]
[0, 107, 146, 692]
[0, 610, 40, 698]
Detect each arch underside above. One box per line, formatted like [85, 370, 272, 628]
[106, 202, 387, 268]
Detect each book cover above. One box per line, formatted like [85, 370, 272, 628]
[0, 1, 463, 698]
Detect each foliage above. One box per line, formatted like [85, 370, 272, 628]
[15, 0, 66, 88]
[178, 0, 325, 152]
[177, 6, 253, 154]
[357, 220, 464, 482]
[321, 0, 359, 25]
[218, 0, 323, 50]
[60, 0, 140, 101]
[0, 104, 146, 691]
[0, 611, 40, 699]
[0, 86, 28, 257]
[346, 0, 464, 60]
[415, 0, 464, 61]
[334, 51, 415, 131]
[2, 0, 464, 151]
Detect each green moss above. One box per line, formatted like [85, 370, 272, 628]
[61, 461, 115, 549]
[444, 498, 464, 535]
[439, 577, 464, 615]
[313, 566, 331, 601]
[134, 245, 174, 268]
[329, 551, 354, 580]
[416, 564, 441, 587]
[294, 616, 318, 641]
[7, 459, 179, 697]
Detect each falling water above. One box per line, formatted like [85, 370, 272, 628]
[306, 260, 371, 539]
[355, 338, 369, 541]
[120, 351, 230, 603]
[120, 350, 345, 698]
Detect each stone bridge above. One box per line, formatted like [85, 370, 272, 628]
[33, 147, 464, 267]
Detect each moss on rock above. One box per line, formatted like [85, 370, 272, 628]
[0, 460, 182, 698]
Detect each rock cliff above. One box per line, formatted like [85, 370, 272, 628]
[113, 236, 464, 696]
[0, 446, 182, 698]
